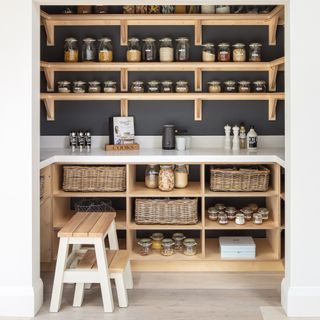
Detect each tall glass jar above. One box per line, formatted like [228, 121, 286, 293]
[175, 38, 190, 61]
[98, 38, 113, 62]
[82, 38, 96, 62]
[151, 233, 164, 250]
[218, 43, 231, 62]
[142, 38, 156, 62]
[183, 238, 197, 256]
[131, 80, 144, 93]
[161, 80, 174, 93]
[127, 38, 141, 62]
[174, 164, 188, 189]
[158, 165, 174, 191]
[64, 38, 79, 62]
[159, 38, 174, 62]
[249, 43, 262, 62]
[161, 238, 175, 256]
[201, 5, 215, 13]
[202, 43, 215, 62]
[172, 233, 186, 251]
[145, 165, 159, 189]
[216, 5, 230, 13]
[232, 43, 246, 62]
[147, 80, 160, 93]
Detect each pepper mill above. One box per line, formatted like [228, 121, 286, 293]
[77, 131, 85, 152]
[232, 125, 240, 151]
[85, 131, 91, 152]
[239, 123, 247, 149]
[224, 124, 232, 150]
[69, 131, 77, 152]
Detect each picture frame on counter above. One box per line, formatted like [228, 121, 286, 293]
[109, 116, 135, 145]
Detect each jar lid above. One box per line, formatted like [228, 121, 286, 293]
[258, 207, 269, 214]
[148, 80, 160, 86]
[241, 206, 254, 214]
[218, 42, 230, 47]
[249, 42, 262, 47]
[208, 81, 221, 85]
[159, 37, 173, 42]
[138, 238, 152, 246]
[183, 238, 197, 246]
[73, 81, 86, 85]
[176, 37, 189, 42]
[225, 206, 237, 213]
[88, 81, 100, 85]
[176, 80, 188, 85]
[233, 43, 245, 48]
[224, 80, 236, 85]
[161, 80, 173, 85]
[128, 37, 140, 42]
[172, 232, 186, 240]
[132, 80, 144, 85]
[98, 37, 111, 42]
[202, 42, 214, 47]
[143, 37, 156, 42]
[151, 232, 164, 240]
[161, 238, 174, 246]
[65, 37, 77, 42]
[253, 80, 266, 85]
[58, 81, 71, 85]
[160, 164, 174, 169]
[214, 203, 226, 210]
[83, 37, 96, 42]
[104, 80, 117, 85]
[208, 207, 219, 214]
[238, 81, 251, 85]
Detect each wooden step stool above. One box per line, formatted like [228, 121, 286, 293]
[49, 211, 133, 313]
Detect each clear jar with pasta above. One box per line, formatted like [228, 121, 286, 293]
[131, 81, 145, 93]
[249, 43, 262, 62]
[175, 37, 190, 61]
[208, 81, 221, 93]
[127, 38, 141, 62]
[103, 81, 117, 93]
[238, 81, 251, 93]
[82, 38, 96, 62]
[64, 38, 79, 62]
[175, 80, 189, 93]
[202, 43, 215, 62]
[159, 38, 174, 62]
[218, 43, 231, 62]
[183, 238, 197, 256]
[147, 80, 160, 93]
[158, 165, 174, 191]
[161, 238, 175, 256]
[161, 80, 174, 93]
[232, 43, 246, 62]
[98, 38, 113, 62]
[145, 165, 159, 189]
[142, 38, 156, 62]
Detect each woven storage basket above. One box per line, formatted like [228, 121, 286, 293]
[63, 166, 126, 192]
[135, 198, 198, 225]
[210, 166, 270, 192]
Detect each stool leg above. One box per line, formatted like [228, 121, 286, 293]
[73, 283, 85, 307]
[50, 237, 69, 312]
[124, 261, 133, 289]
[94, 238, 114, 313]
[114, 274, 128, 308]
[108, 220, 119, 250]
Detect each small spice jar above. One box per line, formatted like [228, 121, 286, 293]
[258, 207, 270, 220]
[215, 203, 226, 211]
[241, 206, 254, 221]
[159, 38, 174, 62]
[131, 80, 145, 93]
[175, 37, 190, 62]
[183, 238, 197, 256]
[218, 212, 228, 225]
[57, 81, 71, 93]
[249, 43, 262, 62]
[161, 80, 174, 93]
[145, 164, 159, 189]
[103, 81, 117, 93]
[253, 80, 267, 93]
[159, 165, 175, 191]
[135, 5, 148, 14]
[127, 38, 141, 62]
[224, 80, 237, 93]
[175, 80, 189, 93]
[172, 233, 186, 251]
[150, 233, 164, 250]
[77, 6, 92, 14]
[225, 207, 237, 220]
[64, 38, 79, 62]
[98, 38, 113, 62]
[202, 43, 215, 62]
[88, 81, 101, 93]
[82, 38, 96, 62]
[148, 5, 161, 14]
[248, 203, 259, 213]
[216, 5, 231, 13]
[161, 5, 175, 14]
[94, 6, 108, 14]
[174, 164, 189, 189]
[232, 43, 246, 62]
[218, 43, 231, 62]
[201, 5, 216, 13]
[235, 213, 246, 225]
[161, 238, 175, 256]
[72, 81, 86, 93]
[208, 81, 222, 93]
[142, 38, 156, 62]
[238, 81, 251, 93]
[137, 238, 152, 256]
[147, 80, 160, 93]
[208, 207, 219, 221]
[253, 213, 263, 225]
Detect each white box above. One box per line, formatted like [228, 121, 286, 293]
[219, 236, 256, 259]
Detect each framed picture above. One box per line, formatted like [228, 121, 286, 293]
[109, 116, 135, 145]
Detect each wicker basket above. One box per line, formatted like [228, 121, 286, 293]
[63, 166, 126, 192]
[135, 198, 198, 225]
[210, 166, 270, 192]
[74, 199, 115, 212]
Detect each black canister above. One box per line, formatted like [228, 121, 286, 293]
[162, 125, 176, 150]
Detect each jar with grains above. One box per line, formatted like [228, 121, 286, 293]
[72, 81, 86, 93]
[238, 81, 251, 93]
[208, 207, 219, 221]
[127, 38, 141, 62]
[202, 43, 215, 62]
[257, 207, 269, 220]
[159, 165, 174, 191]
[161, 238, 175, 256]
[224, 80, 237, 93]
[93, 6, 108, 14]
[77, 5, 92, 14]
[225, 207, 237, 220]
[241, 206, 253, 220]
[208, 81, 222, 93]
[98, 38, 113, 62]
[215, 203, 226, 211]
[216, 5, 231, 13]
[172, 233, 186, 251]
[161, 80, 174, 93]
[249, 43, 262, 62]
[159, 38, 174, 62]
[145, 165, 159, 189]
[57, 81, 71, 93]
[175, 80, 189, 93]
[253, 213, 263, 225]
[235, 213, 246, 225]
[151, 233, 164, 250]
[82, 38, 96, 62]
[135, 5, 148, 14]
[123, 5, 135, 14]
[103, 81, 117, 93]
[175, 37, 190, 61]
[218, 212, 228, 225]
[232, 43, 246, 62]
[186, 6, 200, 14]
[201, 5, 216, 13]
[137, 238, 152, 256]
[218, 43, 231, 62]
[248, 203, 259, 212]
[64, 38, 79, 62]
[161, 5, 175, 14]
[142, 38, 156, 62]
[147, 80, 160, 93]
[174, 164, 188, 189]
[253, 80, 267, 93]
[148, 5, 161, 14]
[88, 81, 101, 93]
[183, 238, 197, 256]
[131, 80, 144, 93]
[175, 5, 186, 14]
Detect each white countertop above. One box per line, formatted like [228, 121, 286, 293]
[40, 147, 285, 169]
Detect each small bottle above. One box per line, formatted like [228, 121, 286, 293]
[85, 131, 91, 152]
[77, 131, 85, 152]
[224, 124, 232, 150]
[69, 131, 77, 152]
[239, 123, 246, 149]
[232, 125, 240, 151]
[247, 125, 258, 150]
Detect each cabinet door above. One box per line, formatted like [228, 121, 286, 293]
[40, 198, 52, 263]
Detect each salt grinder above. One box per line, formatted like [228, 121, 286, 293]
[232, 125, 240, 151]
[224, 124, 232, 150]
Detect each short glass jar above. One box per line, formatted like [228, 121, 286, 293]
[258, 207, 270, 220]
[137, 238, 152, 256]
[175, 37, 190, 62]
[249, 43, 262, 62]
[248, 203, 259, 213]
[225, 206, 237, 220]
[216, 5, 231, 13]
[148, 5, 161, 14]
[131, 80, 145, 93]
[232, 43, 246, 62]
[218, 43, 231, 62]
[72, 81, 86, 93]
[174, 164, 188, 189]
[82, 38, 96, 62]
[135, 5, 148, 14]
[161, 5, 175, 14]
[98, 38, 113, 62]
[238, 81, 251, 93]
[145, 164, 159, 189]
[172, 233, 186, 251]
[224, 80, 237, 93]
[183, 238, 197, 256]
[57, 81, 71, 93]
[202, 43, 215, 62]
[77, 5, 92, 14]
[64, 38, 79, 62]
[127, 38, 141, 62]
[253, 213, 263, 225]
[94, 5, 108, 14]
[150, 233, 164, 250]
[142, 38, 156, 62]
[175, 80, 189, 93]
[88, 81, 101, 93]
[103, 81, 117, 93]
[235, 213, 246, 225]
[215, 203, 226, 211]
[201, 5, 216, 13]
[161, 238, 175, 256]
[208, 207, 219, 221]
[159, 165, 175, 191]
[252, 80, 267, 93]
[147, 80, 160, 93]
[241, 206, 254, 221]
[159, 38, 174, 62]
[208, 81, 222, 93]
[218, 212, 228, 225]
[161, 80, 174, 93]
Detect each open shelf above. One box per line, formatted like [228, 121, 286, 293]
[129, 222, 202, 230]
[53, 189, 127, 198]
[205, 217, 277, 230]
[204, 186, 277, 197]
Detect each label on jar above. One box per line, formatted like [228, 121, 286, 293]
[248, 137, 257, 148]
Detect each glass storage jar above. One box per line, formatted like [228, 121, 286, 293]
[216, 5, 230, 13]
[161, 5, 175, 14]
[161, 239, 175, 256]
[241, 206, 254, 220]
[215, 203, 226, 211]
[159, 165, 174, 191]
[161, 80, 174, 93]
[88, 81, 101, 93]
[224, 80, 237, 92]
[208, 207, 219, 221]
[137, 238, 152, 256]
[218, 43, 231, 62]
[225, 207, 237, 220]
[148, 5, 161, 14]
[202, 43, 215, 62]
[253, 213, 263, 225]
[235, 213, 246, 225]
[151, 233, 164, 250]
[123, 5, 135, 14]
[174, 164, 188, 189]
[183, 238, 197, 256]
[201, 5, 215, 13]
[82, 38, 96, 62]
[232, 43, 246, 62]
[98, 38, 113, 62]
[159, 38, 174, 62]
[175, 37, 190, 61]
[64, 38, 79, 62]
[238, 81, 251, 93]
[135, 5, 148, 14]
[252, 80, 267, 92]
[249, 43, 262, 62]
[258, 207, 269, 220]
[175, 80, 189, 93]
[131, 80, 145, 93]
[145, 164, 159, 189]
[172, 233, 186, 251]
[77, 5, 92, 14]
[208, 81, 221, 93]
[218, 212, 228, 225]
[103, 81, 117, 93]
[72, 81, 86, 93]
[142, 38, 156, 62]
[248, 203, 259, 212]
[186, 6, 200, 14]
[94, 5, 108, 14]
[147, 80, 160, 93]
[127, 38, 141, 62]
[57, 81, 71, 93]
[232, 5, 246, 13]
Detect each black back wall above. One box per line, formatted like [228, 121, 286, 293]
[40, 8, 284, 136]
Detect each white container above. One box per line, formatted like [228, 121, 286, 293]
[175, 136, 186, 151]
[247, 126, 258, 150]
[201, 5, 215, 14]
[219, 236, 256, 259]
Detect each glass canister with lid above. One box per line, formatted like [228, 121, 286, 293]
[158, 165, 175, 191]
[224, 80, 237, 93]
[98, 37, 113, 62]
[208, 207, 219, 221]
[127, 37, 141, 62]
[174, 164, 189, 189]
[172, 233, 186, 251]
[241, 206, 254, 220]
[218, 43, 231, 62]
[147, 80, 160, 93]
[216, 5, 231, 13]
[145, 164, 159, 189]
[208, 81, 222, 93]
[253, 80, 267, 92]
[249, 43, 262, 62]
[183, 238, 197, 256]
[201, 5, 216, 13]
[175, 80, 189, 93]
[232, 43, 246, 62]
[142, 37, 157, 62]
[175, 37, 190, 61]
[82, 37, 96, 62]
[72, 81, 86, 93]
[161, 238, 175, 256]
[202, 43, 215, 62]
[137, 238, 152, 256]
[238, 81, 251, 93]
[161, 5, 175, 14]
[57, 81, 71, 93]
[131, 80, 145, 93]
[159, 38, 174, 62]
[161, 80, 174, 93]
[103, 81, 117, 93]
[88, 81, 101, 93]
[64, 37, 79, 62]
[150, 232, 164, 250]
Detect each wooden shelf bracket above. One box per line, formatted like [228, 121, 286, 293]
[43, 98, 55, 121]
[120, 20, 128, 46]
[268, 65, 279, 92]
[268, 98, 278, 121]
[194, 20, 202, 46]
[120, 68, 128, 92]
[194, 99, 202, 121]
[120, 99, 128, 117]
[41, 11, 55, 46]
[268, 6, 284, 46]
[43, 65, 55, 92]
[194, 68, 202, 92]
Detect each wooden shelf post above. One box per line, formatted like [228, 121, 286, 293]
[120, 99, 128, 117]
[120, 20, 128, 46]
[194, 68, 202, 92]
[120, 68, 128, 92]
[194, 20, 202, 46]
[194, 99, 202, 121]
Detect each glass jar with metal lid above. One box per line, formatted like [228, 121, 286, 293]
[224, 80, 237, 93]
[82, 37, 96, 62]
[241, 206, 254, 220]
[208, 207, 219, 221]
[249, 43, 262, 62]
[218, 212, 228, 225]
[145, 165, 159, 189]
[57, 81, 71, 93]
[159, 38, 174, 62]
[183, 238, 197, 256]
[201, 5, 215, 13]
[88, 81, 101, 93]
[174, 164, 188, 189]
[232, 43, 246, 62]
[161, 80, 174, 93]
[216, 5, 230, 13]
[64, 37, 79, 62]
[151, 232, 164, 250]
[98, 37, 113, 62]
[175, 80, 189, 93]
[72, 81, 86, 93]
[142, 37, 156, 62]
[175, 37, 190, 61]
[253, 213, 263, 225]
[172, 233, 186, 251]
[235, 213, 246, 225]
[253, 80, 267, 92]
[159, 165, 174, 191]
[127, 37, 141, 62]
[131, 80, 145, 93]
[161, 238, 175, 256]
[218, 43, 231, 62]
[225, 207, 237, 220]
[258, 207, 270, 220]
[147, 80, 160, 93]
[248, 203, 259, 212]
[208, 81, 222, 93]
[161, 5, 175, 14]
[238, 81, 251, 93]
[202, 43, 215, 62]
[103, 81, 117, 93]
[137, 238, 152, 256]
[215, 203, 226, 211]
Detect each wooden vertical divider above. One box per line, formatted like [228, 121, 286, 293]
[194, 19, 202, 45]
[120, 68, 128, 92]
[194, 99, 202, 121]
[120, 20, 128, 46]
[120, 99, 128, 117]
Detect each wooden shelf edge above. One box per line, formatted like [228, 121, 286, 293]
[129, 222, 202, 230]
